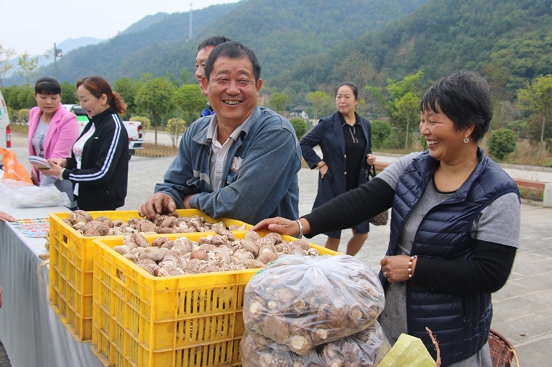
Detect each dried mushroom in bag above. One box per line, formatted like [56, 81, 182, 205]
[240, 322, 391, 367]
[240, 329, 323, 367]
[243, 254, 385, 354]
[318, 321, 391, 367]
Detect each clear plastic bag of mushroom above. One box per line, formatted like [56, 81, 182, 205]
[242, 254, 386, 356]
[240, 321, 391, 367]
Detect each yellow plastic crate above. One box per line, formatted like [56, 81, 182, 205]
[90, 232, 337, 367]
[48, 209, 250, 342]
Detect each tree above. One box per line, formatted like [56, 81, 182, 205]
[289, 118, 308, 140]
[173, 84, 207, 126]
[180, 67, 192, 85]
[114, 77, 140, 120]
[370, 120, 392, 150]
[164, 71, 180, 88]
[370, 71, 424, 149]
[165, 118, 186, 147]
[18, 109, 30, 122]
[61, 82, 78, 104]
[487, 128, 518, 161]
[269, 92, 290, 115]
[135, 77, 176, 145]
[518, 74, 552, 163]
[306, 91, 332, 120]
[335, 50, 376, 90]
[0, 45, 16, 88]
[394, 92, 420, 149]
[16, 52, 39, 86]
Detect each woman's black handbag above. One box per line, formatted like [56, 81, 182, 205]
[367, 165, 389, 226]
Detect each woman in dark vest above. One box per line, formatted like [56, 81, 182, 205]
[254, 71, 520, 366]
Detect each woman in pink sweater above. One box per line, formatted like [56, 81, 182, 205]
[28, 77, 80, 207]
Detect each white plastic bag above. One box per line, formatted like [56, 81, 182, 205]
[10, 184, 71, 208]
[243, 254, 385, 355]
[0, 178, 34, 198]
[240, 322, 391, 367]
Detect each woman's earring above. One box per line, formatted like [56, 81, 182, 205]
[463, 135, 470, 143]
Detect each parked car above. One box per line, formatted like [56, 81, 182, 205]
[63, 104, 144, 160]
[0, 90, 11, 149]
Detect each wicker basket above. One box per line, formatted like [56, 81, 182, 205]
[489, 329, 519, 367]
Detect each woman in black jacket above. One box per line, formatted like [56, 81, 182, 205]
[300, 82, 376, 255]
[42, 75, 129, 210]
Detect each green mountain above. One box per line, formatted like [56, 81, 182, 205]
[12, 0, 550, 101]
[16, 0, 428, 86]
[284, 0, 552, 98]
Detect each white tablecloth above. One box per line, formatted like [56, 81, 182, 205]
[0, 203, 102, 367]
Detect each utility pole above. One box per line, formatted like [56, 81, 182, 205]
[45, 43, 62, 79]
[189, 3, 193, 41]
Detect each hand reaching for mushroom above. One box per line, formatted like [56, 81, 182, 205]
[252, 217, 311, 238]
[139, 192, 177, 219]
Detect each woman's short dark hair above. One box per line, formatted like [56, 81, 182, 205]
[335, 82, 359, 99]
[420, 71, 492, 142]
[35, 76, 61, 95]
[204, 41, 261, 82]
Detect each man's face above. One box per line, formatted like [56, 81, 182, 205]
[195, 46, 215, 96]
[201, 56, 262, 128]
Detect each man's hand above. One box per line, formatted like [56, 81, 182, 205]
[138, 193, 177, 219]
[0, 211, 15, 222]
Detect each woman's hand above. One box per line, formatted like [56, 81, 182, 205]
[39, 159, 65, 178]
[367, 154, 376, 166]
[252, 217, 307, 237]
[380, 255, 415, 283]
[50, 158, 67, 168]
[318, 161, 328, 178]
[320, 164, 328, 178]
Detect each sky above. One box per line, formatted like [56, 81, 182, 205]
[0, 0, 240, 57]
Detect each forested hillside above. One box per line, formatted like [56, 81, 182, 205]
[12, 0, 428, 86]
[283, 0, 552, 99]
[7, 0, 552, 103]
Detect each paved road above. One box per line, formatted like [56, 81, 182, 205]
[2, 132, 552, 366]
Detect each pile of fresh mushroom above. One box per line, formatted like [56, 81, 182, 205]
[62, 209, 246, 237]
[240, 255, 389, 367]
[112, 229, 319, 277]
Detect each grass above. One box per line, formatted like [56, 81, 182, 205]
[9, 123, 28, 134]
[134, 143, 179, 158]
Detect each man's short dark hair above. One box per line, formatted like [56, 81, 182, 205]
[204, 41, 261, 82]
[197, 36, 234, 51]
[420, 71, 492, 142]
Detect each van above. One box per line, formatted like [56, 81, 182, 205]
[0, 90, 10, 149]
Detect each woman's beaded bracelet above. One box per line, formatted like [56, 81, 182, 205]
[295, 219, 303, 239]
[408, 255, 417, 278]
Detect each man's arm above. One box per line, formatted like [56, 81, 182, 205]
[153, 127, 199, 206]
